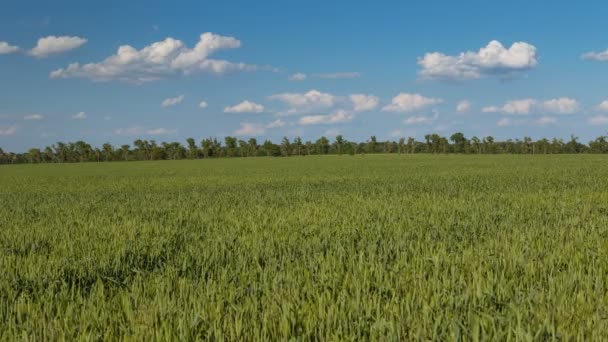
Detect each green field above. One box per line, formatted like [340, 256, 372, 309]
[1, 155, 608, 340]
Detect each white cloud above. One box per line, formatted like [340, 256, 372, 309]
[350, 94, 379, 112]
[317, 72, 361, 79]
[198, 100, 208, 109]
[482, 99, 537, 115]
[24, 114, 44, 120]
[72, 111, 87, 120]
[418, 40, 538, 80]
[269, 89, 335, 109]
[541, 97, 580, 114]
[596, 100, 608, 112]
[266, 119, 286, 128]
[403, 115, 434, 125]
[382, 93, 443, 113]
[224, 100, 264, 113]
[535, 116, 557, 125]
[115, 126, 176, 136]
[0, 125, 17, 136]
[484, 97, 580, 115]
[288, 72, 307, 81]
[589, 115, 608, 126]
[161, 95, 184, 107]
[234, 122, 266, 136]
[299, 109, 353, 125]
[582, 49, 608, 61]
[146, 128, 177, 135]
[50, 32, 256, 83]
[0, 41, 20, 54]
[497, 118, 513, 127]
[104, 116, 112, 120]
[29, 36, 87, 57]
[456, 100, 472, 113]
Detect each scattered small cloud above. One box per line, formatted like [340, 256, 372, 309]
[115, 126, 177, 136]
[535, 116, 557, 125]
[456, 100, 472, 113]
[224, 100, 264, 113]
[72, 111, 87, 120]
[266, 119, 286, 128]
[596, 100, 608, 112]
[104, 116, 112, 120]
[496, 117, 528, 127]
[29, 36, 87, 57]
[234, 122, 266, 136]
[588, 115, 608, 126]
[483, 97, 580, 115]
[382, 93, 443, 113]
[0, 41, 20, 54]
[0, 125, 17, 136]
[288, 72, 307, 81]
[24, 114, 44, 120]
[540, 97, 580, 114]
[269, 89, 335, 114]
[418, 40, 538, 80]
[581, 49, 608, 61]
[198, 100, 208, 109]
[299, 109, 353, 125]
[350, 94, 379, 112]
[162, 95, 185, 107]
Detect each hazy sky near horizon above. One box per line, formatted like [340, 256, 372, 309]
[2, 0, 608, 151]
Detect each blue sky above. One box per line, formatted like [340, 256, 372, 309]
[1, 0, 608, 151]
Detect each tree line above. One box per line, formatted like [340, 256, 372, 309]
[1, 133, 608, 164]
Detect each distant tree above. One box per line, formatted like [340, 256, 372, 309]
[224, 136, 238, 157]
[450, 132, 467, 153]
[334, 135, 345, 155]
[280, 137, 292, 157]
[186, 138, 199, 159]
[315, 136, 330, 155]
[120, 145, 130, 161]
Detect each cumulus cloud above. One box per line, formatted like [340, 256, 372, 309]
[224, 100, 264, 113]
[482, 99, 537, 115]
[29, 36, 87, 57]
[0, 41, 20, 54]
[288, 72, 307, 81]
[71, 111, 87, 120]
[596, 100, 608, 112]
[24, 114, 44, 120]
[588, 115, 608, 125]
[541, 97, 580, 114]
[317, 72, 361, 79]
[582, 49, 608, 61]
[299, 109, 353, 125]
[496, 118, 513, 127]
[382, 93, 443, 113]
[234, 122, 266, 136]
[50, 33, 257, 83]
[198, 100, 208, 109]
[115, 126, 176, 136]
[350, 94, 379, 112]
[266, 119, 286, 128]
[161, 95, 184, 107]
[483, 97, 580, 115]
[418, 40, 538, 80]
[0, 125, 17, 136]
[269, 89, 335, 109]
[456, 100, 472, 113]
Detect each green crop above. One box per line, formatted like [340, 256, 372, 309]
[1, 155, 608, 340]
